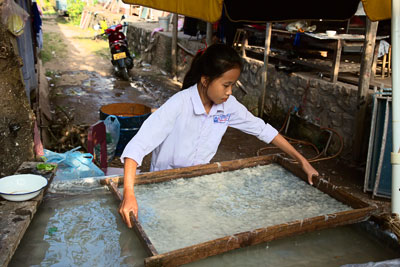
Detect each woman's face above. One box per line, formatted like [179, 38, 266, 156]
[202, 67, 241, 105]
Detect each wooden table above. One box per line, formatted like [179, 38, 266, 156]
[269, 29, 389, 83]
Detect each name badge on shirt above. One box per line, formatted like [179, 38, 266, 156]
[213, 114, 231, 124]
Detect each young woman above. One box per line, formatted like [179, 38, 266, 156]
[119, 43, 319, 228]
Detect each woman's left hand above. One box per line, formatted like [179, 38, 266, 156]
[271, 134, 319, 185]
[301, 160, 319, 185]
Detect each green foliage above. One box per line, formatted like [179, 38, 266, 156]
[67, 0, 85, 25]
[39, 0, 55, 12]
[43, 10, 57, 15]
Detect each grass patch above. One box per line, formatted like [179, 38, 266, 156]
[40, 32, 67, 64]
[43, 10, 57, 15]
[72, 35, 110, 60]
[55, 16, 69, 24]
[94, 47, 110, 60]
[45, 70, 53, 77]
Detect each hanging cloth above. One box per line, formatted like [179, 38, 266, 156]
[31, 2, 42, 34]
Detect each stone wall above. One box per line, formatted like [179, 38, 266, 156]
[236, 57, 370, 158]
[125, 21, 204, 81]
[126, 22, 370, 158]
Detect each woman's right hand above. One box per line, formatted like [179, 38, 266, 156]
[119, 190, 138, 228]
[119, 158, 139, 228]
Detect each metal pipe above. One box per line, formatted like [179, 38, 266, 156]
[392, 0, 400, 214]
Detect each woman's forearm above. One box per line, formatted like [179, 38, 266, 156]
[271, 134, 307, 164]
[119, 158, 139, 227]
[123, 158, 138, 194]
[271, 133, 319, 184]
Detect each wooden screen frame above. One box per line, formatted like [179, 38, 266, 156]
[100, 155, 377, 267]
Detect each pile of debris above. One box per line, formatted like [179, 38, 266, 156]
[45, 104, 89, 153]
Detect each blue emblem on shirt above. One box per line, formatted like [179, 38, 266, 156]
[213, 114, 231, 124]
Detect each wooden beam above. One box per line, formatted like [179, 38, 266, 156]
[352, 19, 379, 162]
[206, 22, 213, 46]
[240, 31, 248, 57]
[144, 206, 375, 267]
[171, 14, 178, 78]
[371, 43, 380, 78]
[258, 23, 272, 117]
[330, 40, 343, 83]
[100, 155, 277, 187]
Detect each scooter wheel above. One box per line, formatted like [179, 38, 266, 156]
[121, 67, 129, 80]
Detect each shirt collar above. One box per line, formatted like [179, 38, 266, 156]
[190, 84, 225, 115]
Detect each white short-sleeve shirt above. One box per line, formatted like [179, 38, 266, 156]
[120, 84, 278, 171]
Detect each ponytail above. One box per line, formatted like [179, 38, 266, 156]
[181, 44, 243, 90]
[182, 52, 203, 90]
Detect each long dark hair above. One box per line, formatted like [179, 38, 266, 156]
[182, 43, 243, 90]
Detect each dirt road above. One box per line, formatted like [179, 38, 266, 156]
[42, 16, 110, 75]
[42, 15, 180, 123]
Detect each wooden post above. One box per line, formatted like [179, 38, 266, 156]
[258, 23, 272, 117]
[107, 181, 158, 256]
[371, 41, 380, 78]
[206, 22, 213, 45]
[330, 40, 343, 83]
[240, 31, 248, 57]
[352, 18, 379, 162]
[382, 53, 388, 77]
[171, 14, 178, 78]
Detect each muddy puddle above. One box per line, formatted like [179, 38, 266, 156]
[49, 70, 179, 125]
[8, 177, 400, 267]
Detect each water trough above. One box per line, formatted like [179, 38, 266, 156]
[101, 154, 380, 266]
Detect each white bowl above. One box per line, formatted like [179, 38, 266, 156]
[0, 174, 48, 201]
[326, 30, 337, 37]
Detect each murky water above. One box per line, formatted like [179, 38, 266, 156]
[186, 222, 400, 267]
[9, 173, 399, 267]
[9, 188, 148, 267]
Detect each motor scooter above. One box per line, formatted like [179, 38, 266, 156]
[104, 17, 133, 80]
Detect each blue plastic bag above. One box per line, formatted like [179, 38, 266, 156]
[44, 147, 105, 181]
